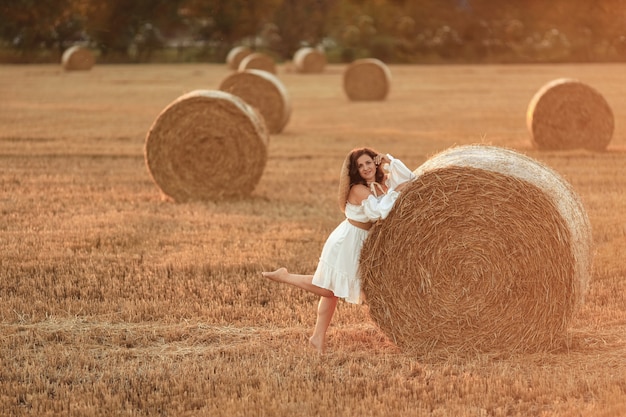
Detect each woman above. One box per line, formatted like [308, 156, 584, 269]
[262, 147, 415, 353]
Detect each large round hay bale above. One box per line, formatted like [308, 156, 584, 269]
[360, 145, 592, 356]
[343, 58, 391, 101]
[226, 46, 252, 70]
[238, 52, 277, 75]
[218, 69, 291, 134]
[293, 47, 327, 73]
[527, 78, 614, 151]
[145, 90, 269, 202]
[61, 45, 95, 71]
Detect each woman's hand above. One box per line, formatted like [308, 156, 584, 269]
[374, 154, 390, 166]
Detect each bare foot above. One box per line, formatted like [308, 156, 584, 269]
[309, 336, 325, 354]
[261, 267, 289, 283]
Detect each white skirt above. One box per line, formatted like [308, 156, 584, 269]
[312, 219, 368, 304]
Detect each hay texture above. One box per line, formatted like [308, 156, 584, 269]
[238, 52, 277, 75]
[218, 69, 291, 134]
[293, 47, 327, 73]
[226, 46, 252, 70]
[61, 45, 95, 71]
[144, 90, 269, 202]
[527, 78, 614, 151]
[360, 145, 592, 355]
[343, 58, 391, 101]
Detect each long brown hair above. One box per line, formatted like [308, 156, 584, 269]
[348, 147, 385, 187]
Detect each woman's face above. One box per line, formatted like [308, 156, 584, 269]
[356, 153, 377, 183]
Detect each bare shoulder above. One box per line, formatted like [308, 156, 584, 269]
[348, 184, 370, 205]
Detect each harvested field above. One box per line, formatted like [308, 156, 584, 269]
[1, 63, 625, 416]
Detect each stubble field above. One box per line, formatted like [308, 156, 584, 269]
[0, 61, 625, 416]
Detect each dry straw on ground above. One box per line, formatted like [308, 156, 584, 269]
[527, 78, 614, 151]
[360, 145, 593, 356]
[144, 90, 269, 202]
[61, 45, 95, 71]
[218, 69, 291, 134]
[343, 58, 391, 101]
[238, 52, 277, 75]
[293, 47, 327, 73]
[226, 46, 252, 70]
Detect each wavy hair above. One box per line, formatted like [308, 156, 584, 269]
[348, 147, 385, 187]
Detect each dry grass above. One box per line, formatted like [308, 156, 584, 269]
[0, 63, 625, 416]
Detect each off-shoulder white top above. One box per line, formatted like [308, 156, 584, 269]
[344, 154, 416, 223]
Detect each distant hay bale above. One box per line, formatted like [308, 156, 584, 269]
[343, 58, 391, 101]
[360, 145, 592, 356]
[293, 47, 327, 73]
[238, 52, 277, 75]
[218, 69, 291, 134]
[226, 46, 252, 70]
[61, 45, 95, 71]
[527, 78, 614, 151]
[144, 90, 269, 202]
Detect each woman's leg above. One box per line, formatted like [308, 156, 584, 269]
[262, 268, 338, 353]
[309, 296, 338, 354]
[262, 267, 335, 298]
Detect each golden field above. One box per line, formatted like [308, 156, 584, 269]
[0, 62, 624, 416]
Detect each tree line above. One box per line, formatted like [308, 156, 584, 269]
[1, 0, 626, 64]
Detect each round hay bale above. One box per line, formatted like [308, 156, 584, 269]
[218, 69, 291, 134]
[218, 70, 291, 133]
[293, 47, 327, 73]
[360, 145, 592, 355]
[238, 52, 277, 75]
[527, 78, 614, 151]
[144, 90, 269, 202]
[343, 58, 391, 101]
[226, 46, 252, 70]
[61, 45, 95, 71]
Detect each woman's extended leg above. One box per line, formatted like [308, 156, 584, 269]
[309, 296, 338, 354]
[262, 267, 335, 298]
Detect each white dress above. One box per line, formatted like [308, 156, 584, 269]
[312, 155, 415, 304]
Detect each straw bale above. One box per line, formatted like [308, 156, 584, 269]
[144, 90, 269, 202]
[527, 78, 614, 151]
[218, 69, 291, 134]
[61, 45, 95, 71]
[343, 58, 391, 101]
[226, 46, 252, 70]
[238, 52, 277, 75]
[360, 145, 592, 355]
[293, 47, 327, 73]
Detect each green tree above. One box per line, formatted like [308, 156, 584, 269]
[181, 0, 281, 43]
[80, 0, 183, 61]
[272, 0, 337, 58]
[0, 0, 80, 54]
